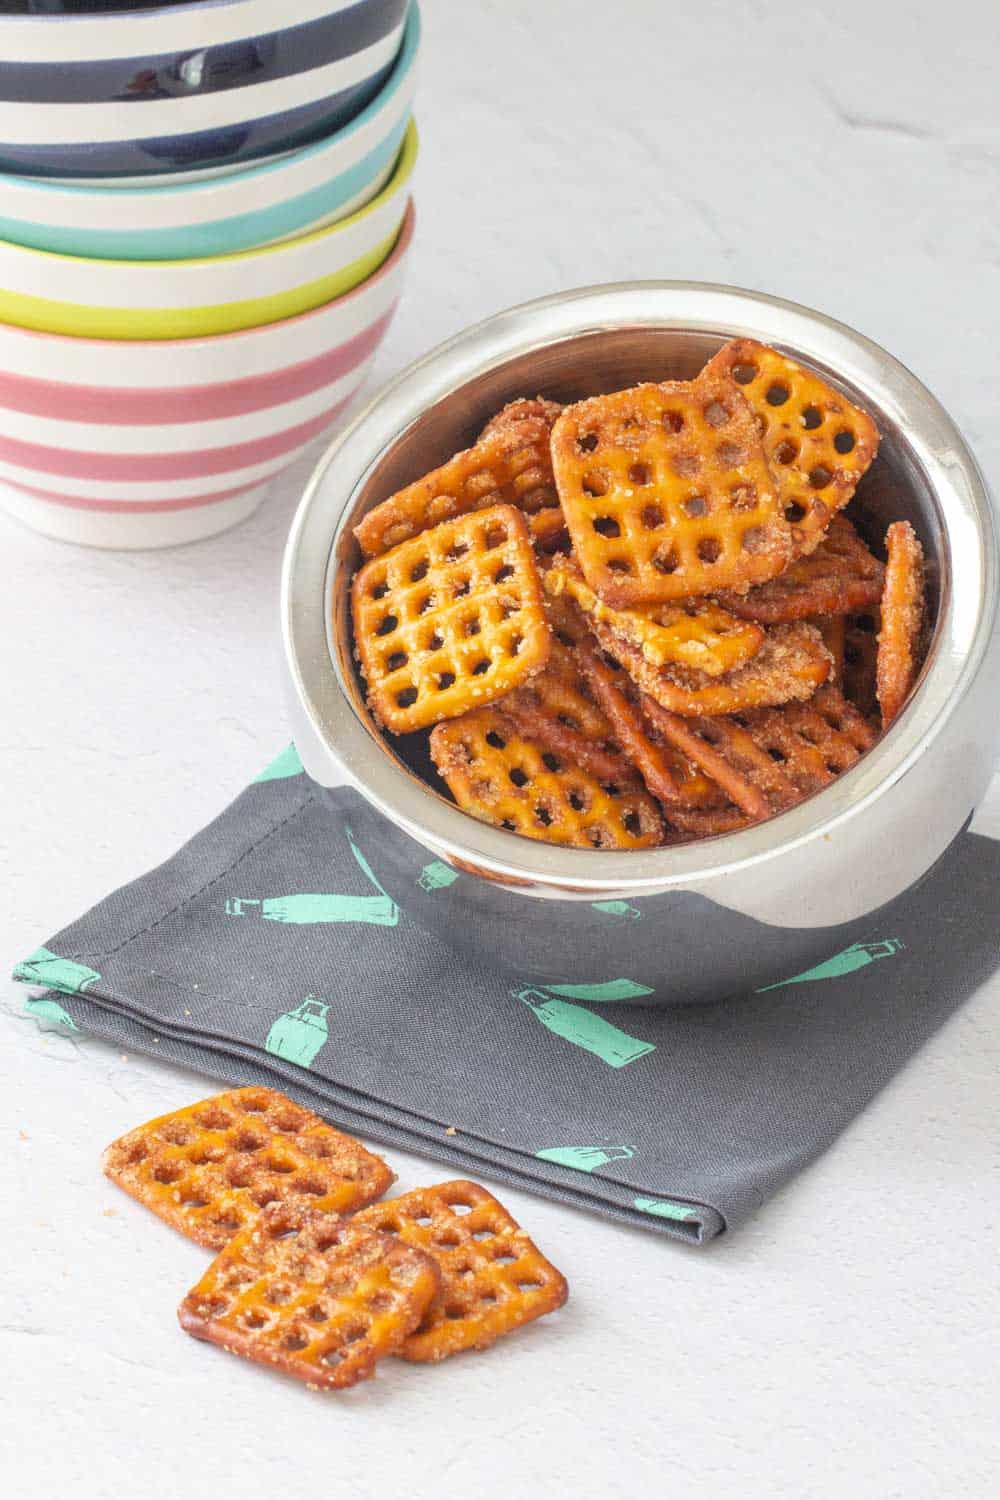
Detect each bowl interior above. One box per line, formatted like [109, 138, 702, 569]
[329, 325, 945, 801]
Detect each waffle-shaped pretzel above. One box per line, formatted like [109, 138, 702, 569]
[102, 1089, 393, 1251]
[355, 418, 557, 558]
[591, 617, 831, 717]
[640, 697, 791, 821]
[843, 609, 879, 716]
[353, 505, 551, 734]
[704, 339, 879, 553]
[876, 520, 925, 728]
[719, 516, 884, 623]
[814, 613, 846, 684]
[177, 1202, 439, 1390]
[356, 1181, 568, 1362]
[544, 552, 764, 677]
[430, 707, 664, 848]
[571, 628, 727, 808]
[480, 396, 563, 440]
[741, 685, 878, 791]
[550, 376, 792, 607]
[501, 633, 634, 784]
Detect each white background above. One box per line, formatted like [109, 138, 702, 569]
[3, 2, 999, 1496]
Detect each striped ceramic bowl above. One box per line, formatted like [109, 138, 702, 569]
[0, 120, 416, 339]
[0, 200, 414, 550]
[0, 0, 410, 178]
[0, 3, 419, 261]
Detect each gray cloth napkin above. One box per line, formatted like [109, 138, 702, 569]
[14, 745, 1000, 1244]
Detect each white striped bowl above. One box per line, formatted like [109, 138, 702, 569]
[0, 0, 409, 179]
[0, 120, 416, 339]
[0, 200, 414, 550]
[0, 3, 419, 262]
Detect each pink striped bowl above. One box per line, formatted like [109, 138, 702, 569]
[0, 200, 413, 549]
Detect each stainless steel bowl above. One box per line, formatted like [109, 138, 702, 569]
[282, 282, 999, 1004]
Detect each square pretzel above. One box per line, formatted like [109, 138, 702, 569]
[178, 1202, 440, 1390]
[704, 339, 879, 553]
[550, 375, 792, 607]
[102, 1088, 393, 1251]
[352, 504, 551, 734]
[356, 1181, 568, 1362]
[354, 417, 558, 558]
[876, 520, 925, 728]
[718, 515, 884, 623]
[589, 617, 832, 717]
[429, 705, 664, 848]
[544, 550, 765, 677]
[479, 396, 564, 441]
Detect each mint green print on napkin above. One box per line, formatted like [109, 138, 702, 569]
[14, 946, 100, 995]
[418, 860, 460, 892]
[24, 996, 80, 1031]
[757, 938, 904, 991]
[516, 987, 655, 1067]
[543, 978, 653, 1003]
[254, 744, 304, 783]
[591, 900, 641, 920]
[265, 997, 329, 1068]
[536, 1145, 635, 1172]
[634, 1197, 699, 1223]
[225, 827, 399, 927]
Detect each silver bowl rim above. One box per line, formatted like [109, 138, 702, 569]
[282, 280, 998, 895]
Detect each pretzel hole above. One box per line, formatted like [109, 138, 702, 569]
[834, 429, 856, 454]
[385, 651, 408, 672]
[446, 541, 469, 561]
[464, 617, 481, 636]
[765, 382, 790, 406]
[341, 1323, 367, 1345]
[159, 1123, 192, 1146]
[741, 526, 768, 554]
[438, 672, 456, 690]
[480, 1290, 499, 1305]
[434, 1230, 462, 1249]
[315, 1229, 346, 1252]
[453, 578, 471, 598]
[307, 1304, 328, 1323]
[768, 747, 787, 762]
[282, 1332, 309, 1352]
[628, 463, 652, 486]
[729, 482, 758, 512]
[153, 1162, 182, 1185]
[410, 559, 429, 582]
[254, 1188, 280, 1208]
[568, 790, 586, 812]
[607, 558, 633, 574]
[370, 580, 388, 599]
[784, 501, 807, 523]
[653, 546, 679, 574]
[518, 1280, 544, 1294]
[266, 1284, 295, 1306]
[501, 819, 517, 831]
[213, 1212, 241, 1233]
[198, 1297, 230, 1319]
[233, 1130, 265, 1152]
[622, 810, 642, 836]
[582, 472, 609, 498]
[494, 564, 514, 583]
[592, 516, 620, 538]
[672, 452, 701, 479]
[417, 594, 433, 615]
[683, 495, 708, 518]
[535, 805, 554, 827]
[295, 1177, 327, 1197]
[642, 504, 664, 529]
[801, 405, 823, 429]
[472, 659, 491, 676]
[472, 1229, 493, 1242]
[125, 1140, 149, 1164]
[703, 399, 731, 428]
[732, 362, 758, 384]
[716, 440, 747, 468]
[195, 1106, 233, 1130]
[375, 615, 398, 637]
[809, 465, 832, 489]
[577, 432, 599, 452]
[427, 631, 444, 651]
[190, 1144, 226, 1165]
[510, 634, 524, 655]
[447, 1199, 472, 1215]
[662, 409, 685, 434]
[486, 729, 507, 749]
[396, 687, 419, 708]
[854, 614, 877, 633]
[774, 439, 799, 465]
[509, 767, 529, 787]
[321, 1349, 345, 1368]
[444, 1305, 466, 1321]
[180, 1190, 209, 1208]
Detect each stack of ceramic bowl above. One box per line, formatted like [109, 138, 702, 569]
[0, 0, 420, 548]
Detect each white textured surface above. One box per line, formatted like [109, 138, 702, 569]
[3, 2, 999, 1496]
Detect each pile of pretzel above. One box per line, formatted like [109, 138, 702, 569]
[104, 1087, 567, 1391]
[350, 339, 927, 850]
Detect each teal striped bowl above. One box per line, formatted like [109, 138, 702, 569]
[0, 2, 419, 263]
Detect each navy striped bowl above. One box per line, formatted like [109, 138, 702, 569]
[0, 0, 410, 178]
